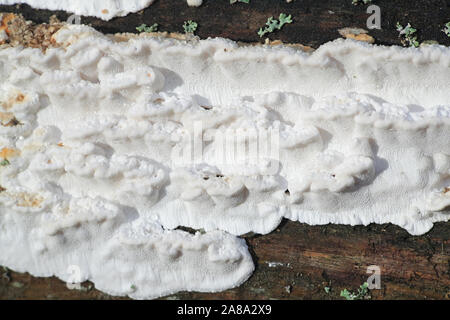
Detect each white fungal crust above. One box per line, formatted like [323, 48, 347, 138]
[0, 0, 156, 20]
[0, 24, 449, 298]
[187, 0, 203, 7]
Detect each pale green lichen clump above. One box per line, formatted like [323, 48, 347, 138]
[443, 22, 450, 37]
[183, 20, 198, 34]
[136, 23, 158, 33]
[257, 13, 293, 38]
[340, 282, 370, 300]
[396, 22, 419, 47]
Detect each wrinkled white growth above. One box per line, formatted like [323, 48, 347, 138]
[0, 0, 155, 20]
[187, 0, 203, 7]
[0, 24, 449, 299]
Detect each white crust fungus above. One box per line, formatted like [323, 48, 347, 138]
[0, 0, 156, 20]
[0, 23, 449, 298]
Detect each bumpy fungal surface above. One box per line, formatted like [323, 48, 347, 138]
[0, 0, 156, 20]
[0, 24, 449, 299]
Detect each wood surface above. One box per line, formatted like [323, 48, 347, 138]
[0, 0, 449, 300]
[1, 0, 449, 47]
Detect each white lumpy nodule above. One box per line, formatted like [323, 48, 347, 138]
[0, 24, 449, 299]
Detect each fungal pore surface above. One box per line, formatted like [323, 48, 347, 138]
[0, 22, 449, 299]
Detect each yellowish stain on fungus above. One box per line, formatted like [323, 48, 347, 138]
[0, 111, 14, 123]
[344, 33, 375, 44]
[0, 147, 20, 159]
[0, 111, 21, 127]
[13, 192, 43, 208]
[101, 9, 109, 14]
[2, 92, 26, 110]
[338, 28, 375, 44]
[0, 13, 15, 34]
[3, 117, 20, 127]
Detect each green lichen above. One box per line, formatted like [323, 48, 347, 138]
[257, 13, 293, 38]
[183, 20, 198, 34]
[136, 23, 158, 33]
[396, 22, 419, 47]
[443, 22, 450, 37]
[340, 282, 371, 300]
[230, 0, 249, 3]
[0, 159, 10, 166]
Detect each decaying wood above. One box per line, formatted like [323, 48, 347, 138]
[1, 221, 449, 300]
[0, 0, 449, 47]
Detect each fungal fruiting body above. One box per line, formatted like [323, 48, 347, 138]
[187, 0, 203, 7]
[0, 0, 156, 20]
[0, 24, 449, 299]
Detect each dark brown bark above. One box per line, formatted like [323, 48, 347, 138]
[0, 0, 449, 47]
[1, 221, 449, 300]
